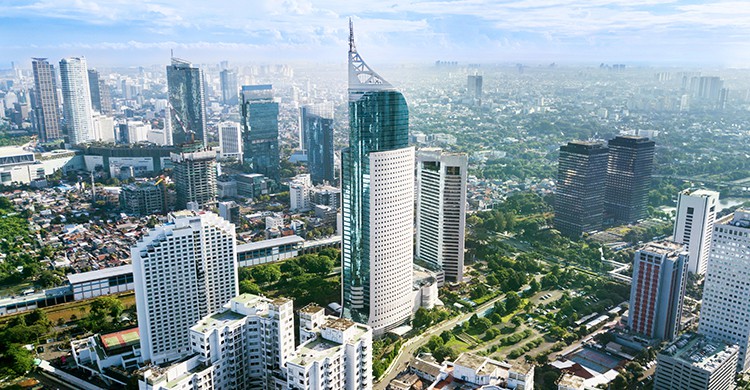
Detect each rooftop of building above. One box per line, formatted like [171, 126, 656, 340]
[299, 303, 324, 315]
[99, 327, 140, 352]
[67, 264, 133, 285]
[324, 317, 355, 331]
[192, 309, 246, 333]
[639, 240, 684, 255]
[289, 335, 342, 367]
[453, 352, 511, 377]
[660, 333, 738, 372]
[684, 188, 720, 198]
[230, 293, 265, 307]
[717, 209, 750, 228]
[557, 373, 585, 388]
[0, 146, 33, 158]
[236, 235, 303, 252]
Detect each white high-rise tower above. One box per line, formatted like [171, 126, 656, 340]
[698, 209, 750, 373]
[133, 211, 238, 364]
[59, 57, 94, 145]
[416, 148, 468, 283]
[673, 189, 719, 275]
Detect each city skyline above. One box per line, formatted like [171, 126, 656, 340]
[2, 1, 750, 67]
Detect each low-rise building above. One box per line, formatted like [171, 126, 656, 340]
[71, 327, 142, 386]
[67, 265, 134, 301]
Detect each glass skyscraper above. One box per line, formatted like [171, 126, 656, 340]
[240, 85, 280, 181]
[605, 135, 655, 223]
[167, 58, 207, 147]
[220, 69, 238, 105]
[342, 22, 414, 335]
[300, 103, 335, 185]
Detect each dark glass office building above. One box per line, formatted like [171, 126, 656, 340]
[300, 103, 335, 185]
[554, 141, 609, 237]
[31, 58, 62, 142]
[167, 58, 207, 147]
[240, 85, 279, 181]
[605, 136, 655, 224]
[219, 69, 238, 105]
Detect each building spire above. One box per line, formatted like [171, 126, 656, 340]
[347, 18, 393, 100]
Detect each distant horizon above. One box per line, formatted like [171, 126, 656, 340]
[2, 1, 750, 68]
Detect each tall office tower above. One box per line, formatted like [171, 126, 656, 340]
[218, 121, 242, 161]
[171, 150, 218, 210]
[133, 211, 237, 365]
[287, 317, 373, 390]
[342, 21, 414, 336]
[415, 148, 468, 283]
[654, 333, 738, 390]
[300, 103, 335, 184]
[219, 69, 238, 105]
[98, 80, 112, 115]
[59, 57, 94, 145]
[628, 241, 687, 341]
[673, 189, 719, 275]
[604, 135, 655, 224]
[554, 141, 609, 237]
[467, 74, 482, 100]
[87, 69, 102, 112]
[698, 76, 724, 101]
[240, 85, 279, 180]
[31, 58, 62, 142]
[699, 209, 750, 372]
[167, 58, 207, 147]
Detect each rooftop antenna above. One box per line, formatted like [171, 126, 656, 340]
[349, 18, 355, 53]
[170, 48, 174, 58]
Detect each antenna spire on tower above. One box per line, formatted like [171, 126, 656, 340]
[349, 18, 355, 53]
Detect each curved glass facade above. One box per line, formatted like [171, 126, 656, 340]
[342, 89, 409, 326]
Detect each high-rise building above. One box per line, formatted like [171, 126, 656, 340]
[654, 333, 738, 390]
[91, 113, 115, 143]
[628, 241, 687, 341]
[699, 209, 750, 372]
[59, 57, 94, 145]
[219, 69, 238, 105]
[287, 316, 373, 390]
[240, 85, 279, 180]
[300, 103, 335, 185]
[87, 69, 103, 113]
[133, 211, 237, 364]
[416, 148, 468, 283]
[342, 21, 414, 336]
[554, 141, 609, 237]
[290, 174, 311, 212]
[604, 135, 655, 224]
[171, 150, 217, 210]
[167, 58, 207, 147]
[218, 121, 242, 161]
[467, 74, 482, 101]
[673, 189, 719, 275]
[31, 58, 62, 142]
[120, 181, 167, 216]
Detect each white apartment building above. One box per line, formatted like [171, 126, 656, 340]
[698, 209, 750, 372]
[673, 189, 719, 275]
[287, 317, 373, 390]
[218, 121, 242, 160]
[91, 113, 115, 143]
[416, 149, 468, 283]
[133, 211, 238, 365]
[140, 294, 371, 390]
[188, 294, 295, 390]
[59, 57, 94, 145]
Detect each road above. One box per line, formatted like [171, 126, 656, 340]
[373, 290, 513, 390]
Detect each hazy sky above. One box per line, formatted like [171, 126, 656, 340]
[2, 0, 750, 67]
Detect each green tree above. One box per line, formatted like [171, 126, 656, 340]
[505, 291, 521, 312]
[4, 344, 34, 375]
[239, 280, 262, 295]
[250, 264, 282, 285]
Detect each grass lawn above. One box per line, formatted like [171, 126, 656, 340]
[445, 338, 471, 353]
[0, 292, 135, 325]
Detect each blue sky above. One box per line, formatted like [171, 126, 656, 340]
[1, 0, 749, 67]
